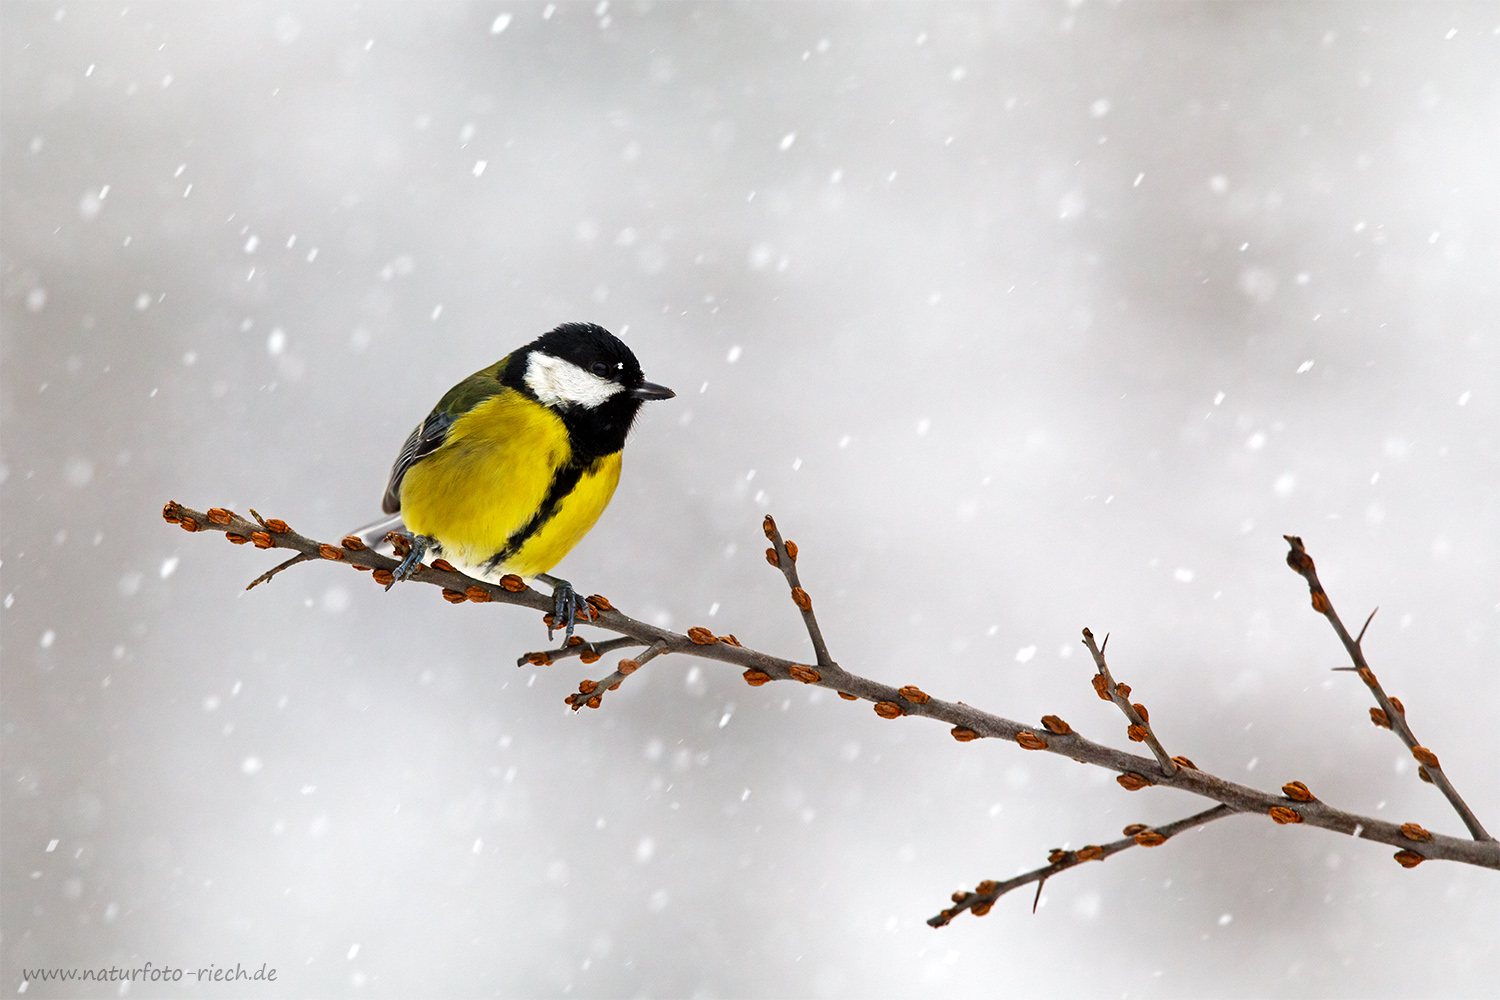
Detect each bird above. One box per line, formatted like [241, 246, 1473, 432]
[374, 322, 674, 639]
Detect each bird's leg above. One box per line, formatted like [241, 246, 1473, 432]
[386, 532, 431, 590]
[535, 572, 589, 642]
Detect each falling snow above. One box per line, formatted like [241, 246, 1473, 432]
[6, 6, 1496, 999]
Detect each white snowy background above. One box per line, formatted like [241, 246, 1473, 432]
[4, 3, 1498, 997]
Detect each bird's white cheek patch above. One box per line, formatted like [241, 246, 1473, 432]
[525, 354, 624, 408]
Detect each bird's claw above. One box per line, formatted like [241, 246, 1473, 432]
[386, 532, 429, 590]
[547, 578, 589, 642]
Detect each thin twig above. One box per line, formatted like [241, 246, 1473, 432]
[564, 639, 668, 711]
[161, 501, 1500, 871]
[1081, 628, 1178, 776]
[1283, 535, 1493, 842]
[930, 804, 1236, 926]
[762, 514, 835, 669]
[516, 634, 644, 669]
[246, 551, 316, 590]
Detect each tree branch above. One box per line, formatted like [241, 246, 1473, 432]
[929, 804, 1236, 926]
[517, 634, 644, 669]
[1283, 535, 1493, 842]
[1081, 628, 1178, 777]
[761, 514, 835, 669]
[563, 638, 668, 711]
[162, 500, 1500, 908]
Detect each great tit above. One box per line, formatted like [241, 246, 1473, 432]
[377, 322, 674, 637]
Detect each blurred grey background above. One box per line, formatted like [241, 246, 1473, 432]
[4, 2, 1498, 996]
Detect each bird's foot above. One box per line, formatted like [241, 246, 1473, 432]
[386, 532, 431, 590]
[536, 573, 589, 642]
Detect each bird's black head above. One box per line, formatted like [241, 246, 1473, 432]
[510, 322, 674, 458]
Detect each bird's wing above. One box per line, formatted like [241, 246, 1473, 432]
[381, 408, 454, 514]
[379, 360, 512, 515]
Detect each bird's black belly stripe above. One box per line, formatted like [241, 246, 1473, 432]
[483, 461, 588, 573]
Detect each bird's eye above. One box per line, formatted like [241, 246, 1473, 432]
[591, 362, 611, 378]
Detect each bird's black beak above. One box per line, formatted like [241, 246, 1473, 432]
[631, 381, 675, 401]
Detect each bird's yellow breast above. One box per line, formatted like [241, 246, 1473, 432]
[397, 392, 622, 580]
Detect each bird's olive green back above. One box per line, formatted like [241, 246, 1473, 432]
[433, 356, 510, 421]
